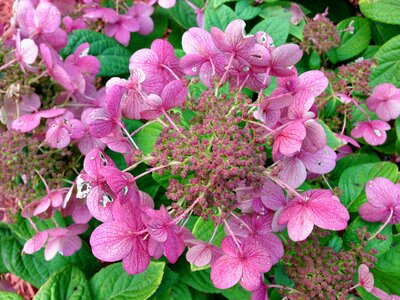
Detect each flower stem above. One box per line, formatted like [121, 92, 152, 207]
[162, 109, 187, 138]
[215, 53, 235, 96]
[161, 64, 181, 81]
[0, 58, 17, 72]
[134, 161, 181, 181]
[367, 209, 393, 242]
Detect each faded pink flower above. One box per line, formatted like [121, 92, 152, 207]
[351, 120, 391, 146]
[272, 120, 306, 157]
[290, 3, 304, 25]
[359, 177, 400, 224]
[210, 236, 271, 291]
[278, 189, 350, 241]
[128, 3, 154, 35]
[140, 80, 187, 120]
[90, 200, 150, 274]
[357, 264, 374, 292]
[12, 108, 66, 133]
[366, 83, 400, 121]
[181, 27, 225, 87]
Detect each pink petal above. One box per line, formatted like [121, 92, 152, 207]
[36, 2, 61, 34]
[20, 39, 38, 64]
[274, 121, 306, 157]
[358, 264, 374, 292]
[90, 221, 133, 262]
[211, 256, 243, 289]
[359, 203, 391, 223]
[23, 231, 48, 254]
[365, 177, 397, 208]
[186, 244, 212, 267]
[302, 120, 326, 153]
[161, 80, 187, 110]
[240, 263, 263, 291]
[277, 156, 307, 188]
[12, 113, 42, 133]
[300, 146, 337, 174]
[122, 239, 150, 274]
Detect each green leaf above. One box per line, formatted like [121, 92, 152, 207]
[369, 34, 400, 88]
[317, 120, 341, 150]
[329, 17, 371, 61]
[209, 0, 235, 9]
[395, 114, 400, 141]
[308, 50, 321, 69]
[203, 4, 239, 31]
[168, 0, 198, 29]
[60, 30, 131, 77]
[372, 244, 400, 294]
[34, 266, 90, 300]
[235, 0, 262, 20]
[126, 120, 163, 156]
[153, 281, 192, 300]
[179, 268, 220, 294]
[338, 161, 398, 210]
[359, 0, 400, 25]
[259, 5, 291, 19]
[250, 16, 290, 46]
[372, 21, 400, 45]
[331, 153, 380, 182]
[221, 284, 251, 300]
[343, 217, 392, 256]
[289, 19, 305, 41]
[0, 292, 23, 300]
[89, 262, 165, 300]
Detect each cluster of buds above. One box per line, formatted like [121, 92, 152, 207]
[300, 9, 341, 55]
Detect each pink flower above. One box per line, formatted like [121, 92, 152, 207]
[211, 19, 269, 68]
[63, 16, 87, 33]
[99, 166, 140, 205]
[18, 2, 67, 50]
[272, 120, 306, 157]
[278, 189, 350, 241]
[14, 32, 38, 72]
[12, 108, 66, 133]
[366, 83, 400, 121]
[79, 148, 117, 222]
[357, 264, 374, 292]
[45, 111, 85, 149]
[181, 27, 225, 87]
[128, 3, 154, 35]
[44, 224, 88, 260]
[210, 236, 271, 291]
[90, 199, 151, 274]
[130, 39, 183, 94]
[142, 205, 185, 263]
[186, 240, 223, 267]
[88, 86, 124, 138]
[359, 177, 400, 224]
[290, 3, 304, 25]
[65, 43, 100, 80]
[268, 44, 303, 77]
[104, 14, 139, 46]
[227, 214, 284, 265]
[140, 80, 187, 120]
[255, 92, 293, 128]
[276, 146, 337, 188]
[22, 231, 49, 255]
[351, 120, 391, 146]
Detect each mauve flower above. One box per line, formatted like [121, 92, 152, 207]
[290, 3, 304, 25]
[255, 92, 293, 128]
[181, 27, 225, 87]
[65, 43, 100, 80]
[12, 107, 66, 133]
[276, 146, 337, 188]
[88, 86, 124, 138]
[140, 80, 187, 120]
[359, 177, 400, 224]
[104, 13, 139, 46]
[210, 236, 271, 291]
[142, 205, 185, 263]
[14, 32, 38, 72]
[186, 240, 223, 267]
[366, 83, 400, 121]
[357, 264, 374, 292]
[211, 19, 269, 68]
[90, 199, 151, 274]
[79, 148, 117, 222]
[128, 3, 154, 35]
[63, 16, 86, 33]
[45, 111, 85, 149]
[22, 231, 49, 255]
[130, 39, 183, 94]
[17, 2, 67, 50]
[44, 224, 88, 260]
[351, 120, 391, 146]
[278, 189, 350, 241]
[272, 120, 306, 158]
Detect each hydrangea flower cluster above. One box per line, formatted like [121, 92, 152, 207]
[1, 0, 400, 298]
